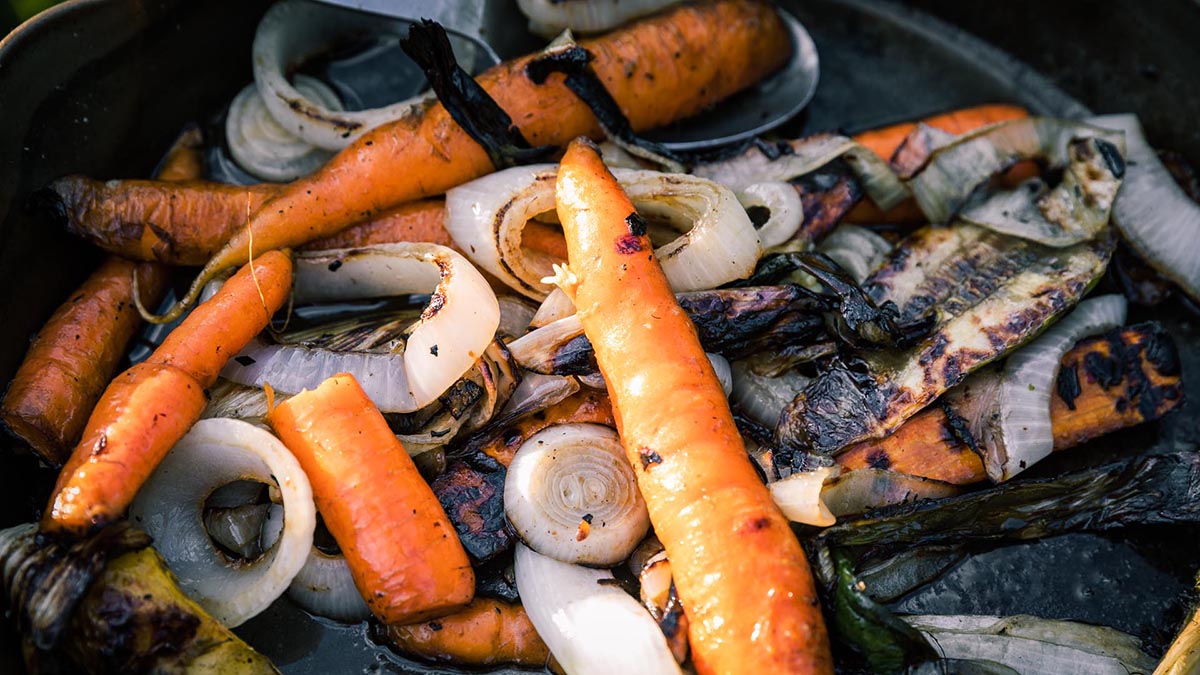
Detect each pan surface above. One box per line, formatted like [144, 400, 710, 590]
[0, 0, 1197, 673]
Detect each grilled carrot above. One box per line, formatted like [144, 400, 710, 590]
[555, 138, 831, 675]
[837, 323, 1183, 484]
[1, 125, 208, 465]
[267, 374, 475, 624]
[846, 104, 1030, 224]
[42, 250, 292, 537]
[301, 200, 451, 250]
[148, 0, 789, 323]
[381, 598, 550, 667]
[463, 389, 614, 467]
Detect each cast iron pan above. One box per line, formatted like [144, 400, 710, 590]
[2, 1, 1199, 673]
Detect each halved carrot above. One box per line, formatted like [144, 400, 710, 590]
[381, 598, 550, 667]
[555, 138, 831, 675]
[267, 374, 475, 624]
[150, 0, 790, 323]
[837, 323, 1182, 484]
[41, 250, 292, 537]
[845, 104, 1030, 223]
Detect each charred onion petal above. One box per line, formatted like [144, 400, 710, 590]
[402, 21, 556, 170]
[768, 465, 837, 527]
[516, 0, 681, 37]
[530, 287, 577, 328]
[128, 419, 315, 627]
[0, 521, 150, 651]
[903, 615, 1156, 675]
[252, 0, 434, 150]
[907, 117, 1123, 226]
[817, 224, 893, 284]
[736, 182, 805, 249]
[225, 243, 499, 412]
[226, 78, 336, 181]
[959, 137, 1124, 246]
[505, 424, 649, 565]
[514, 543, 683, 675]
[778, 224, 1113, 455]
[816, 452, 1200, 554]
[820, 468, 961, 517]
[1090, 113, 1200, 303]
[983, 294, 1128, 482]
[286, 548, 371, 623]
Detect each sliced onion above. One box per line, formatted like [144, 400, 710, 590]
[224, 243, 498, 412]
[516, 0, 681, 37]
[983, 294, 1128, 482]
[730, 360, 811, 428]
[817, 224, 893, 283]
[736, 181, 805, 249]
[494, 372, 581, 425]
[820, 468, 960, 517]
[505, 424, 649, 566]
[1091, 113, 1200, 302]
[287, 548, 371, 623]
[445, 166, 761, 299]
[907, 118, 1124, 231]
[530, 287, 577, 329]
[252, 0, 431, 150]
[226, 77, 337, 182]
[202, 380, 271, 421]
[767, 465, 837, 527]
[497, 294, 537, 339]
[128, 419, 315, 627]
[508, 313, 585, 374]
[707, 353, 733, 398]
[514, 543, 682, 675]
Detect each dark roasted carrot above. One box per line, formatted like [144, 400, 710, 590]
[42, 250, 293, 536]
[837, 324, 1183, 484]
[148, 0, 789, 323]
[381, 598, 550, 667]
[267, 374, 475, 624]
[845, 104, 1030, 224]
[555, 138, 831, 675]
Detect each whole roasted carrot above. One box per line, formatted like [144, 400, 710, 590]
[555, 138, 832, 675]
[42, 250, 292, 537]
[846, 103, 1030, 223]
[267, 374, 475, 624]
[381, 598, 550, 667]
[150, 0, 789, 322]
[2, 126, 206, 465]
[837, 323, 1182, 484]
[301, 200, 451, 250]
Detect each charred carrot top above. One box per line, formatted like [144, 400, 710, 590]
[837, 323, 1182, 484]
[268, 374, 474, 624]
[381, 598, 550, 668]
[555, 138, 832, 675]
[1, 259, 167, 466]
[151, 0, 789, 323]
[42, 250, 292, 537]
[845, 103, 1030, 224]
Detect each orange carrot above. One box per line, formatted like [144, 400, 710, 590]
[1, 259, 168, 466]
[846, 104, 1030, 223]
[301, 200, 451, 250]
[465, 389, 614, 467]
[153, 124, 206, 182]
[837, 324, 1182, 484]
[555, 138, 831, 675]
[381, 598, 550, 667]
[267, 374, 475, 624]
[522, 221, 569, 261]
[42, 250, 293, 537]
[150, 0, 790, 323]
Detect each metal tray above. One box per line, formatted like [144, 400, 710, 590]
[1, 0, 1197, 672]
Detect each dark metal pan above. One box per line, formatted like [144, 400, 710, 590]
[1, 1, 1198, 672]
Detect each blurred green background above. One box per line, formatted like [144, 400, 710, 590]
[2, 0, 64, 36]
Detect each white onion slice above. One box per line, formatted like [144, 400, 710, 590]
[516, 0, 680, 37]
[736, 181, 804, 249]
[530, 287, 577, 329]
[252, 0, 432, 150]
[820, 468, 960, 517]
[505, 424, 649, 566]
[496, 372, 581, 423]
[224, 243, 499, 412]
[445, 166, 761, 299]
[497, 294, 537, 339]
[514, 543, 682, 675]
[1091, 113, 1200, 302]
[767, 465, 837, 527]
[817, 224, 893, 283]
[287, 548, 371, 623]
[984, 294, 1128, 482]
[730, 360, 811, 429]
[706, 353, 733, 398]
[128, 419, 315, 627]
[508, 313, 585, 374]
[225, 77, 337, 182]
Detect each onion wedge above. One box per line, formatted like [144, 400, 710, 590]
[128, 418, 316, 627]
[225, 77, 337, 182]
[514, 543, 682, 675]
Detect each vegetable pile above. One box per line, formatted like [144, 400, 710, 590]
[2, 1, 1198, 674]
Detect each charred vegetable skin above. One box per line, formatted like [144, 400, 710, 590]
[0, 522, 276, 674]
[837, 322, 1183, 484]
